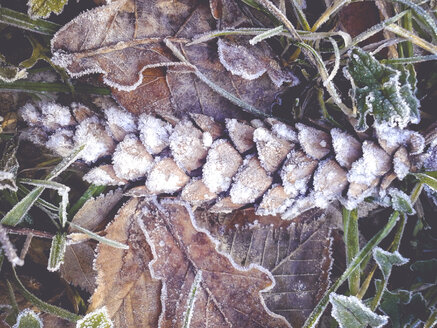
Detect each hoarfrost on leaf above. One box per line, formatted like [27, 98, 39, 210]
[46, 129, 75, 157]
[389, 188, 416, 215]
[373, 247, 409, 280]
[138, 114, 173, 155]
[217, 38, 267, 80]
[76, 307, 113, 328]
[330, 293, 389, 328]
[112, 134, 153, 180]
[74, 117, 115, 164]
[104, 106, 137, 141]
[13, 309, 43, 328]
[345, 48, 420, 131]
[347, 141, 391, 186]
[27, 0, 68, 19]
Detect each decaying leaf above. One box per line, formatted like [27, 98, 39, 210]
[90, 198, 293, 327]
[50, 0, 292, 121]
[88, 198, 162, 327]
[345, 48, 420, 131]
[61, 189, 123, 293]
[195, 206, 337, 327]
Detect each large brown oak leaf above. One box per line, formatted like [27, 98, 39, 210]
[51, 0, 292, 120]
[90, 198, 291, 327]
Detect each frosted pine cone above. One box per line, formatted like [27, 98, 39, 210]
[19, 101, 426, 219]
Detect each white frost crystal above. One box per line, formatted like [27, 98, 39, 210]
[230, 156, 272, 204]
[331, 128, 362, 169]
[84, 165, 127, 186]
[280, 150, 318, 197]
[226, 118, 255, 153]
[74, 116, 115, 164]
[393, 146, 411, 180]
[169, 120, 208, 172]
[296, 123, 331, 159]
[253, 127, 294, 173]
[138, 114, 173, 154]
[18, 103, 41, 126]
[271, 122, 298, 142]
[257, 185, 293, 216]
[202, 140, 243, 193]
[40, 102, 74, 130]
[146, 158, 189, 194]
[112, 134, 153, 180]
[104, 105, 136, 141]
[313, 159, 348, 208]
[347, 141, 391, 186]
[46, 128, 75, 157]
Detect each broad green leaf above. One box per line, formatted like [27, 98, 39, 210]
[75, 307, 113, 328]
[47, 232, 67, 272]
[380, 289, 430, 328]
[13, 309, 43, 328]
[27, 0, 68, 19]
[345, 48, 420, 131]
[373, 247, 409, 280]
[0, 54, 27, 83]
[0, 139, 19, 192]
[389, 188, 415, 215]
[330, 293, 388, 328]
[1, 146, 83, 226]
[68, 222, 129, 250]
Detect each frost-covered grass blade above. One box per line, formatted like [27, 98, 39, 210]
[1, 146, 83, 226]
[47, 232, 67, 272]
[0, 139, 19, 192]
[68, 222, 129, 250]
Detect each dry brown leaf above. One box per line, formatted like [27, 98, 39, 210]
[137, 198, 291, 328]
[195, 207, 336, 327]
[89, 198, 162, 327]
[51, 0, 289, 121]
[60, 189, 123, 293]
[90, 198, 291, 327]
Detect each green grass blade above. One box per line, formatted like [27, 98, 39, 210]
[303, 211, 400, 328]
[0, 7, 60, 35]
[68, 184, 106, 218]
[11, 267, 81, 322]
[0, 187, 44, 226]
